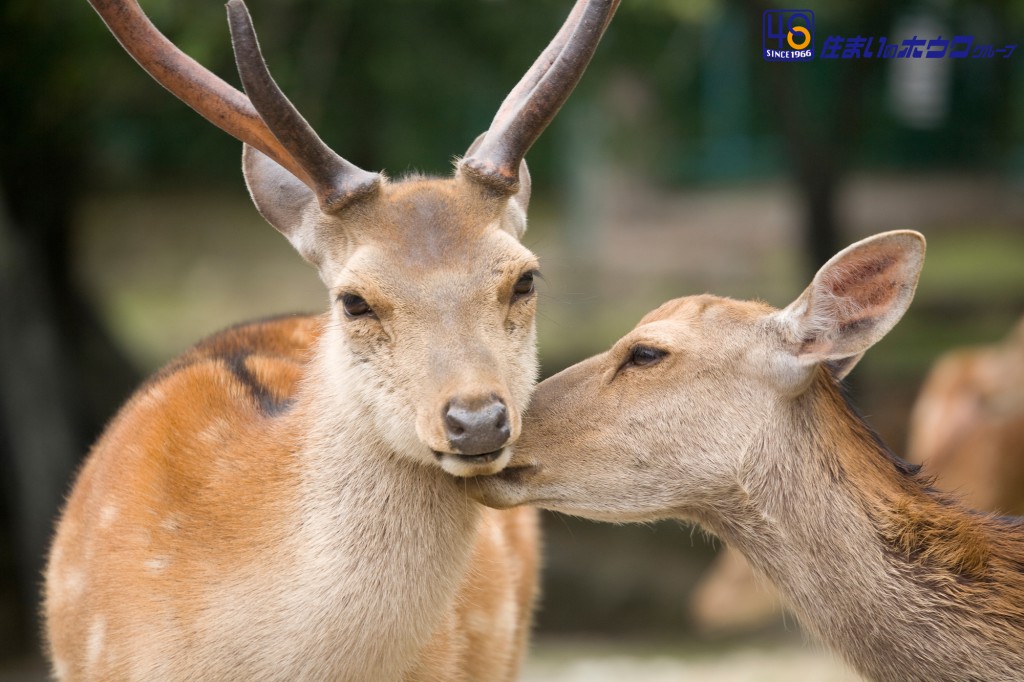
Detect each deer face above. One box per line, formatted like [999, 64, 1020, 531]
[470, 295, 781, 520]
[471, 231, 926, 518]
[330, 184, 540, 476]
[246, 150, 539, 476]
[87, 0, 620, 476]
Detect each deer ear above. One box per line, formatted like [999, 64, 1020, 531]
[462, 133, 531, 239]
[776, 231, 926, 370]
[825, 352, 866, 380]
[242, 144, 323, 264]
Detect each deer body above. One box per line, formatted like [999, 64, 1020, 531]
[908, 317, 1024, 515]
[48, 314, 539, 680]
[716, 371, 1024, 682]
[473, 232, 1024, 682]
[691, 314, 1024, 638]
[47, 0, 619, 678]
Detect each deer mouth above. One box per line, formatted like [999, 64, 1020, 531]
[433, 449, 505, 464]
[432, 447, 513, 478]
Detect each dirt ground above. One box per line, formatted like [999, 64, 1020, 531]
[0, 640, 862, 682]
[521, 638, 861, 682]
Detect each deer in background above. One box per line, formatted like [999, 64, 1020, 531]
[908, 316, 1024, 515]
[473, 231, 1024, 682]
[45, 0, 619, 679]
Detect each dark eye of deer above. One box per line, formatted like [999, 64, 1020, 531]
[628, 345, 667, 367]
[340, 293, 373, 319]
[512, 271, 536, 300]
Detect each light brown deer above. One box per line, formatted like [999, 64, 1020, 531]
[44, 0, 619, 679]
[691, 313, 1024, 637]
[908, 316, 1024, 515]
[473, 231, 1024, 682]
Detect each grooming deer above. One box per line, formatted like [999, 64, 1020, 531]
[45, 0, 619, 679]
[473, 231, 1024, 682]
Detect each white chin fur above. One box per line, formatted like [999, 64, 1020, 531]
[438, 449, 513, 478]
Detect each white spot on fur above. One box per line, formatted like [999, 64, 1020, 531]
[199, 417, 232, 445]
[86, 617, 106, 671]
[145, 556, 170, 573]
[53, 658, 68, 679]
[64, 568, 86, 601]
[99, 505, 118, 529]
[160, 514, 181, 533]
[140, 386, 167, 408]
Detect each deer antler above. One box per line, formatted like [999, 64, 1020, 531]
[461, 0, 620, 194]
[226, 1, 380, 211]
[87, 0, 380, 212]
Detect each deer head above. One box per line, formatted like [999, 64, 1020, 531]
[88, 0, 619, 477]
[471, 231, 926, 519]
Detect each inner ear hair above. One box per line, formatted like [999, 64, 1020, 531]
[782, 230, 926, 365]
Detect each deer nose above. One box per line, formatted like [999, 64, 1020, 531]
[444, 397, 510, 456]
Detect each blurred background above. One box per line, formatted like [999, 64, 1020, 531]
[1, 0, 1022, 679]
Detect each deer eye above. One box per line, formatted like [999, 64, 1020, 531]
[626, 345, 667, 368]
[512, 271, 536, 300]
[340, 293, 374, 319]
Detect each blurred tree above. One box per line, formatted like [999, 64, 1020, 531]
[0, 0, 142, 656]
[743, 0, 898, 276]
[604, 0, 1021, 275]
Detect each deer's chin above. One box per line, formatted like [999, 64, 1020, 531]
[434, 448, 513, 478]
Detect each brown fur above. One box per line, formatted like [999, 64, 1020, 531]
[817, 373, 1024, 607]
[691, 317, 1024, 637]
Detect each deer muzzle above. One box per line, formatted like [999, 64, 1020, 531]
[444, 395, 511, 456]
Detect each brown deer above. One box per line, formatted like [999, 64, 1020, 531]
[472, 231, 1024, 682]
[908, 316, 1024, 515]
[691, 313, 1024, 637]
[44, 0, 619, 679]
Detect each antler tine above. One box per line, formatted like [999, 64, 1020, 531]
[87, 0, 313, 189]
[488, 0, 588, 132]
[461, 0, 620, 194]
[227, 0, 381, 212]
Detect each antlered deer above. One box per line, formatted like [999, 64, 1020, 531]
[45, 0, 619, 679]
[473, 231, 1024, 682]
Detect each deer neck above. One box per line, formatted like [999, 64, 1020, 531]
[709, 369, 1024, 682]
[273, 329, 482, 680]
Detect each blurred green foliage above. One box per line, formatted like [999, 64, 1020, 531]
[4, 0, 1022, 199]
